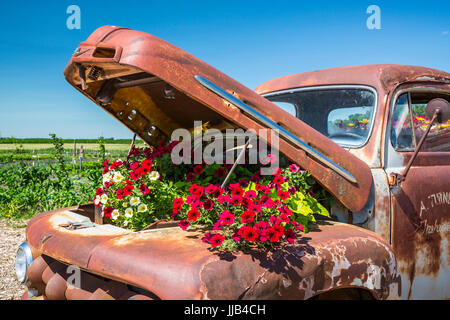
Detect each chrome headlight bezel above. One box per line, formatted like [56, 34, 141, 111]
[15, 242, 33, 284]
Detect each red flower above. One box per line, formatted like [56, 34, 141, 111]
[202, 233, 212, 244]
[292, 221, 304, 232]
[219, 210, 235, 225]
[130, 162, 139, 170]
[205, 184, 217, 194]
[191, 200, 204, 210]
[139, 184, 150, 195]
[244, 190, 257, 199]
[215, 167, 227, 178]
[185, 195, 197, 205]
[173, 198, 184, 207]
[240, 226, 258, 242]
[178, 220, 190, 231]
[96, 187, 104, 195]
[288, 186, 297, 195]
[129, 170, 140, 180]
[209, 234, 225, 248]
[229, 195, 242, 206]
[284, 229, 297, 244]
[102, 160, 110, 167]
[272, 167, 281, 175]
[212, 187, 224, 198]
[102, 167, 109, 175]
[230, 187, 244, 197]
[193, 165, 204, 175]
[216, 194, 229, 204]
[103, 206, 113, 218]
[186, 172, 194, 182]
[116, 189, 125, 200]
[123, 184, 134, 196]
[241, 211, 255, 224]
[277, 190, 291, 200]
[203, 199, 214, 211]
[188, 184, 204, 198]
[266, 227, 282, 242]
[239, 179, 249, 188]
[272, 224, 284, 235]
[104, 181, 111, 188]
[141, 159, 153, 168]
[248, 203, 262, 213]
[187, 209, 201, 221]
[273, 175, 284, 185]
[254, 221, 270, 235]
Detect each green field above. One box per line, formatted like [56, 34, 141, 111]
[0, 136, 147, 222]
[0, 138, 146, 163]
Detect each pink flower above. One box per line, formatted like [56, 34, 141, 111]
[219, 210, 235, 225]
[178, 220, 190, 231]
[266, 154, 277, 164]
[289, 164, 300, 173]
[244, 190, 257, 199]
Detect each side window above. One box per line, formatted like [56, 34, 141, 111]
[391, 92, 450, 152]
[271, 101, 296, 116]
[391, 94, 414, 151]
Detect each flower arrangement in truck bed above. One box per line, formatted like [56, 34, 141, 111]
[93, 141, 333, 251]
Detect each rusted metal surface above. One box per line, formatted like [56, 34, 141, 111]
[24, 209, 400, 300]
[63, 25, 373, 213]
[23, 254, 155, 300]
[383, 83, 450, 299]
[26, 207, 129, 267]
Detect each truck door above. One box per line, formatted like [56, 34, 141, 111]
[385, 87, 450, 299]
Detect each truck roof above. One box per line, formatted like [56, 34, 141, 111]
[255, 64, 450, 95]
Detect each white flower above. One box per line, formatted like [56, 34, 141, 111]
[94, 196, 101, 206]
[130, 197, 141, 206]
[100, 193, 108, 204]
[113, 172, 124, 183]
[149, 171, 160, 181]
[103, 173, 112, 186]
[123, 220, 129, 227]
[137, 203, 148, 213]
[124, 208, 134, 218]
[111, 209, 120, 220]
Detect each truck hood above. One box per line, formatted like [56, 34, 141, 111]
[63, 25, 372, 212]
[26, 207, 400, 300]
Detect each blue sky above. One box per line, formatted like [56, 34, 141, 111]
[0, 0, 448, 139]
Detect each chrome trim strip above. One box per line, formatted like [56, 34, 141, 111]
[195, 75, 357, 184]
[261, 85, 378, 149]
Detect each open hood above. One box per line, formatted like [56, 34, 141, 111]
[63, 25, 373, 212]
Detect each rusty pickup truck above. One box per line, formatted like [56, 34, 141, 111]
[16, 26, 450, 300]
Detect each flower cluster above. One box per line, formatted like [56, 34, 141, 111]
[93, 141, 180, 230]
[94, 140, 332, 251]
[173, 160, 330, 251]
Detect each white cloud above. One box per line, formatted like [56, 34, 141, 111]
[442, 31, 449, 36]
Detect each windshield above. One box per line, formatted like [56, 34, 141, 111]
[264, 87, 376, 148]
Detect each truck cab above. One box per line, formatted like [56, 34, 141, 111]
[256, 65, 450, 299]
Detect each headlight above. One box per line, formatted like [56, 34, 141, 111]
[15, 242, 33, 283]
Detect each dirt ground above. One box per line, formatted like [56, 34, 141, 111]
[0, 219, 27, 300]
